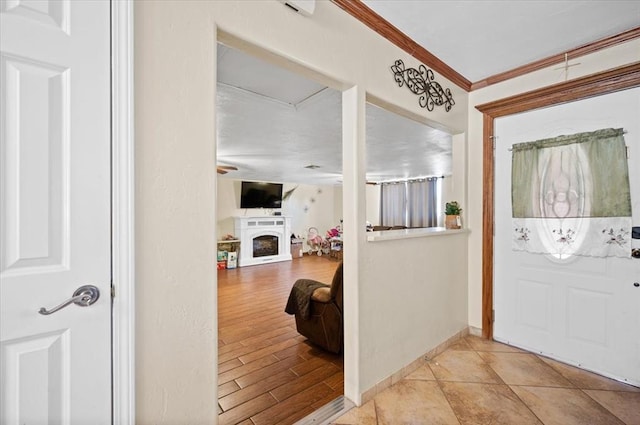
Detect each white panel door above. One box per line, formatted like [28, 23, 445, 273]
[494, 88, 640, 386]
[0, 1, 112, 423]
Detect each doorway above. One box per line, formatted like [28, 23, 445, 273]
[477, 64, 640, 387]
[215, 39, 346, 424]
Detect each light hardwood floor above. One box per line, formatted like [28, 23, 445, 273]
[218, 255, 344, 425]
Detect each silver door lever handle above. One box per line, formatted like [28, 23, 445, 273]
[38, 285, 100, 315]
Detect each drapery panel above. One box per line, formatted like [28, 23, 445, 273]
[511, 128, 632, 259]
[408, 179, 439, 228]
[380, 182, 407, 227]
[380, 179, 440, 228]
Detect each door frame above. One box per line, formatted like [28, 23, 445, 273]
[112, 0, 135, 423]
[476, 62, 640, 339]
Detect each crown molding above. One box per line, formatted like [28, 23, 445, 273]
[331, 0, 472, 92]
[476, 61, 640, 116]
[471, 27, 640, 90]
[331, 1, 640, 94]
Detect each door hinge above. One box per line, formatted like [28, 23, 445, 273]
[492, 309, 495, 323]
[111, 284, 115, 299]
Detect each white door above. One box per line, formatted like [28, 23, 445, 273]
[0, 1, 112, 423]
[494, 87, 640, 386]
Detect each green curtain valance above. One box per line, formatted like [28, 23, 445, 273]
[512, 128, 631, 218]
[511, 128, 624, 152]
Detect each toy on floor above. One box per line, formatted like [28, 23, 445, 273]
[306, 227, 329, 256]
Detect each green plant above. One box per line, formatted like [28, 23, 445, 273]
[445, 201, 462, 215]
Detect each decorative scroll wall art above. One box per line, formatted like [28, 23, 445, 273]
[511, 128, 632, 259]
[390, 60, 455, 112]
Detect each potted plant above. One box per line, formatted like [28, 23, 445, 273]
[445, 201, 462, 229]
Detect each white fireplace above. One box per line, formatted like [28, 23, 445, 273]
[234, 216, 292, 267]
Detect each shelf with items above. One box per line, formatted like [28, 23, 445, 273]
[217, 239, 240, 269]
[217, 239, 240, 252]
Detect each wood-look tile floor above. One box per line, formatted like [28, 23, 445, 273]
[218, 255, 344, 425]
[333, 336, 640, 425]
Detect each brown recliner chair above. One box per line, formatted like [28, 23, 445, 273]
[289, 262, 343, 354]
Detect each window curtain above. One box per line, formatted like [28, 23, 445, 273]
[380, 178, 441, 228]
[408, 179, 439, 228]
[512, 128, 632, 259]
[380, 182, 407, 227]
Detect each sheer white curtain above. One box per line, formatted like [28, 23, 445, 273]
[380, 182, 407, 227]
[408, 179, 439, 228]
[380, 178, 441, 228]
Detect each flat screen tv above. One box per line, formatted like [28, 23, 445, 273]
[240, 181, 283, 209]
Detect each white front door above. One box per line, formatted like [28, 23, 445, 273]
[0, 1, 112, 423]
[494, 87, 640, 386]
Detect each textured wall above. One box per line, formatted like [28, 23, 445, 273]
[135, 1, 470, 423]
[134, 3, 217, 424]
[359, 233, 469, 391]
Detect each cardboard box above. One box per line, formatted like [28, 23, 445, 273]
[290, 239, 303, 258]
[226, 251, 238, 269]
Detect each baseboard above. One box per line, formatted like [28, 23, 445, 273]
[360, 326, 470, 404]
[468, 325, 482, 337]
[293, 396, 355, 425]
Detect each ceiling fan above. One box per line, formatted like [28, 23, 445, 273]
[217, 165, 238, 175]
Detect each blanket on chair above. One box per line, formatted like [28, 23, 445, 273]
[284, 279, 329, 320]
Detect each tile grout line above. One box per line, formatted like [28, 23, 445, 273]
[504, 384, 547, 425]
[478, 345, 564, 425]
[460, 343, 547, 425]
[373, 399, 380, 425]
[577, 388, 628, 425]
[433, 380, 463, 424]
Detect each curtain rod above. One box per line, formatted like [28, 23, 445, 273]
[377, 175, 445, 185]
[506, 129, 628, 151]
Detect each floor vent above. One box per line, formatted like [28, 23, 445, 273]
[293, 396, 355, 425]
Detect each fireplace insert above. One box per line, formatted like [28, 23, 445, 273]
[253, 235, 279, 257]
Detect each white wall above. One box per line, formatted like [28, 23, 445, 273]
[359, 233, 468, 392]
[217, 178, 341, 240]
[135, 1, 469, 423]
[365, 184, 380, 226]
[334, 185, 344, 229]
[466, 39, 640, 330]
[447, 133, 467, 228]
[135, 3, 217, 423]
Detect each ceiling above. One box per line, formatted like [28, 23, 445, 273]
[361, 0, 640, 83]
[217, 44, 452, 185]
[217, 1, 639, 185]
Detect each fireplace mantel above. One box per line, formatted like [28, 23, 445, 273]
[234, 216, 292, 267]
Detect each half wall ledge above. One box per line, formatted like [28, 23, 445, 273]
[367, 227, 470, 242]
